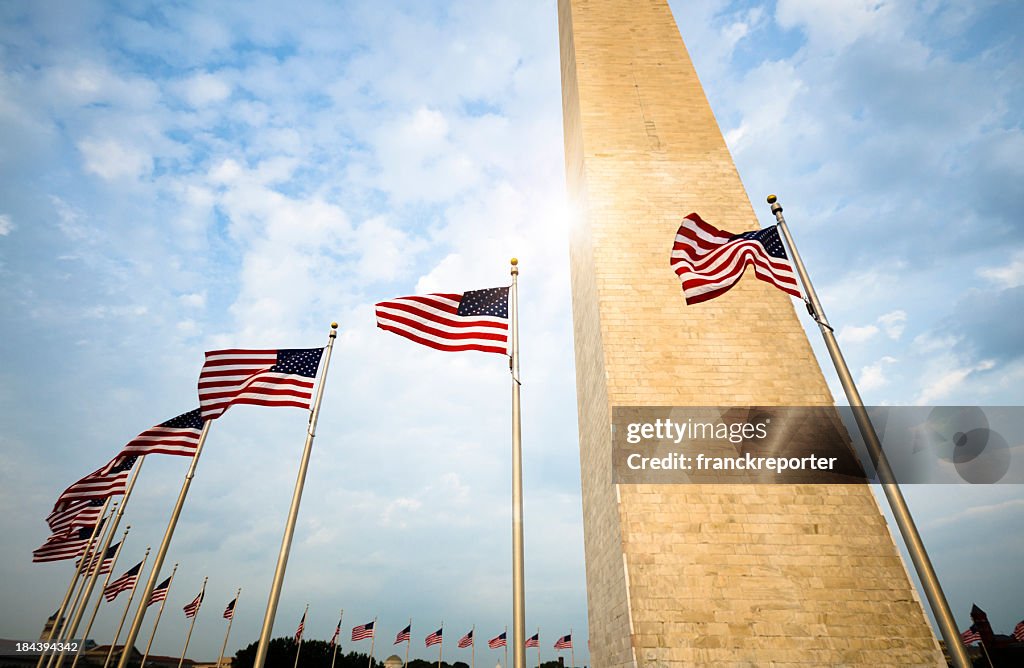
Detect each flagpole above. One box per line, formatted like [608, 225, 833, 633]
[253, 323, 338, 668]
[367, 616, 377, 668]
[509, 258, 527, 668]
[52, 497, 124, 668]
[980, 639, 994, 668]
[177, 577, 206, 668]
[504, 626, 507, 668]
[117, 420, 213, 668]
[105, 547, 150, 668]
[402, 618, 410, 668]
[50, 499, 119, 666]
[215, 589, 241, 668]
[293, 604, 308, 668]
[471, 625, 475, 668]
[37, 497, 113, 668]
[71, 525, 130, 668]
[139, 563, 178, 668]
[535, 629, 540, 668]
[437, 623, 442, 668]
[766, 194, 970, 668]
[328, 609, 343, 668]
[569, 628, 574, 668]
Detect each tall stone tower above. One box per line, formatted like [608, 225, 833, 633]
[557, 1, 943, 665]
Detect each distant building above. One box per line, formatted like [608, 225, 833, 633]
[383, 655, 403, 668]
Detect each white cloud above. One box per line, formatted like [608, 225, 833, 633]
[178, 293, 206, 309]
[859, 355, 897, 390]
[178, 71, 232, 107]
[77, 137, 152, 181]
[776, 0, 897, 51]
[927, 498, 1024, 529]
[915, 358, 996, 404]
[838, 323, 879, 344]
[0, 214, 13, 236]
[878, 310, 907, 339]
[978, 251, 1024, 288]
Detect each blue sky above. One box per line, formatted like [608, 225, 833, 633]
[1, 0, 1022, 664]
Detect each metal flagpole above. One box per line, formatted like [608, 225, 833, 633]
[52, 498, 123, 668]
[177, 577, 206, 668]
[215, 588, 241, 668]
[36, 497, 113, 668]
[139, 563, 178, 668]
[328, 609, 343, 668]
[534, 629, 539, 668]
[504, 626, 507, 668]
[509, 258, 526, 668]
[569, 628, 574, 668]
[367, 616, 377, 668]
[402, 618, 410, 668]
[293, 604, 308, 668]
[117, 421, 213, 668]
[437, 623, 442, 668]
[766, 194, 970, 668]
[252, 323, 338, 668]
[471, 625, 475, 668]
[979, 638, 994, 668]
[71, 526, 130, 668]
[104, 547, 150, 668]
[50, 500, 119, 666]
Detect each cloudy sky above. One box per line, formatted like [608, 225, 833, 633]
[1, 0, 1022, 664]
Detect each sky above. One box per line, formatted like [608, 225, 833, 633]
[1, 0, 1022, 664]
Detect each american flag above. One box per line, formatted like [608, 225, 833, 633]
[294, 610, 306, 642]
[487, 632, 506, 649]
[148, 576, 172, 606]
[960, 626, 981, 644]
[375, 287, 510, 355]
[457, 630, 473, 648]
[183, 589, 204, 618]
[554, 634, 572, 650]
[1013, 620, 1024, 642]
[198, 348, 324, 420]
[330, 621, 340, 646]
[525, 633, 538, 648]
[394, 625, 410, 644]
[425, 627, 443, 647]
[32, 521, 104, 563]
[75, 541, 120, 576]
[52, 456, 137, 509]
[103, 560, 142, 602]
[352, 621, 374, 641]
[118, 409, 205, 458]
[223, 598, 237, 620]
[47, 499, 104, 534]
[670, 213, 801, 305]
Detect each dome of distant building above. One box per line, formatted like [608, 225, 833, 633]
[383, 655, 403, 668]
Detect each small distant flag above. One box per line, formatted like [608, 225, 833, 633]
[47, 499, 104, 534]
[525, 633, 539, 648]
[487, 632, 506, 649]
[1013, 620, 1024, 642]
[554, 634, 572, 650]
[148, 576, 172, 606]
[458, 630, 473, 648]
[395, 625, 411, 644]
[183, 589, 204, 618]
[425, 627, 443, 647]
[104, 560, 142, 602]
[352, 621, 375, 641]
[76, 541, 120, 576]
[53, 456, 137, 509]
[198, 348, 324, 420]
[670, 213, 801, 305]
[118, 409, 205, 458]
[223, 597, 237, 620]
[330, 621, 341, 647]
[294, 610, 306, 642]
[375, 288, 510, 355]
[960, 626, 981, 645]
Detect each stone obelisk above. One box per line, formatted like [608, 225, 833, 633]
[557, 1, 944, 665]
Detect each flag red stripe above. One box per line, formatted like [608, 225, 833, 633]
[377, 324, 508, 354]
